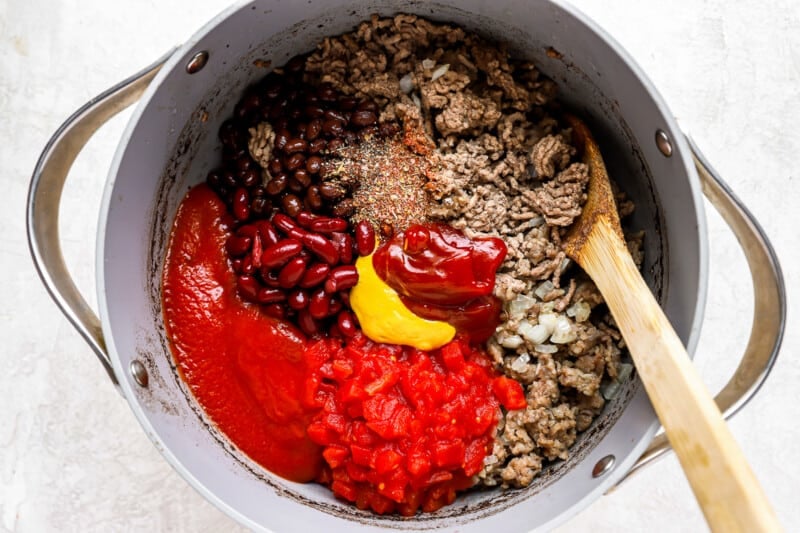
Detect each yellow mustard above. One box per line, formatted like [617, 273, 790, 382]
[350, 254, 455, 350]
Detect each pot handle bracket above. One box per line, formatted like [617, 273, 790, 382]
[612, 138, 787, 488]
[26, 51, 175, 391]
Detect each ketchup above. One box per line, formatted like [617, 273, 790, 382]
[372, 224, 507, 342]
[162, 184, 322, 482]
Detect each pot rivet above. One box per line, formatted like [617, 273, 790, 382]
[592, 454, 615, 478]
[130, 360, 149, 388]
[186, 51, 209, 74]
[655, 129, 673, 157]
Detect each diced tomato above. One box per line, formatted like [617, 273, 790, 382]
[492, 376, 527, 410]
[323, 446, 349, 469]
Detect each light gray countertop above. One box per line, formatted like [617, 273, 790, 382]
[2, 0, 798, 531]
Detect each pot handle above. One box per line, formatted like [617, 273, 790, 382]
[26, 50, 175, 389]
[612, 137, 786, 488]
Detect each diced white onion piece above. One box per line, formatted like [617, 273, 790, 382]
[411, 93, 421, 108]
[501, 334, 524, 349]
[537, 313, 558, 333]
[510, 353, 530, 372]
[529, 216, 545, 228]
[617, 362, 634, 382]
[508, 294, 536, 319]
[399, 73, 414, 94]
[518, 321, 550, 345]
[422, 58, 436, 69]
[540, 301, 555, 314]
[483, 454, 498, 466]
[566, 301, 591, 322]
[534, 280, 555, 299]
[534, 343, 558, 354]
[431, 63, 450, 81]
[600, 380, 621, 400]
[550, 316, 577, 344]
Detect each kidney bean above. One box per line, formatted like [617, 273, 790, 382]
[223, 171, 238, 188]
[257, 220, 279, 246]
[324, 265, 359, 293]
[293, 169, 312, 188]
[232, 258, 243, 274]
[296, 211, 318, 229]
[260, 238, 302, 268]
[272, 214, 305, 239]
[299, 263, 330, 288]
[310, 217, 348, 234]
[250, 233, 263, 268]
[256, 288, 286, 304]
[260, 268, 281, 288]
[322, 118, 345, 137]
[274, 128, 290, 151]
[308, 138, 326, 154]
[328, 295, 343, 316]
[225, 234, 252, 257]
[337, 310, 357, 337]
[237, 275, 260, 302]
[284, 153, 306, 171]
[339, 290, 350, 308]
[284, 138, 308, 154]
[305, 186, 323, 211]
[263, 303, 286, 319]
[281, 194, 304, 217]
[355, 220, 376, 256]
[241, 254, 255, 275]
[309, 289, 330, 319]
[207, 170, 222, 187]
[340, 233, 355, 264]
[298, 309, 319, 335]
[232, 188, 250, 221]
[278, 256, 308, 288]
[319, 182, 345, 200]
[287, 289, 309, 310]
[302, 233, 339, 265]
[351, 110, 377, 127]
[266, 173, 288, 195]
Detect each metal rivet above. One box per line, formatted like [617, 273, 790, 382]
[186, 51, 209, 74]
[130, 360, 149, 387]
[592, 454, 615, 478]
[655, 129, 673, 157]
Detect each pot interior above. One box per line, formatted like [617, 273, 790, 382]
[98, 1, 705, 531]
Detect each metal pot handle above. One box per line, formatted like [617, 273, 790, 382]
[613, 137, 787, 487]
[26, 50, 175, 390]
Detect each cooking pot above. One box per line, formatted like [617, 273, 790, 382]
[27, 1, 786, 531]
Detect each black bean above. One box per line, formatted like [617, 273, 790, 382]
[357, 100, 378, 113]
[288, 177, 305, 193]
[308, 138, 327, 154]
[319, 182, 345, 200]
[284, 152, 305, 171]
[241, 168, 260, 188]
[274, 128, 290, 151]
[306, 118, 322, 141]
[322, 118, 345, 137]
[294, 169, 312, 187]
[351, 110, 377, 127]
[305, 156, 323, 174]
[268, 157, 283, 176]
[266, 173, 288, 195]
[318, 84, 337, 102]
[324, 108, 348, 123]
[286, 55, 305, 74]
[305, 185, 323, 211]
[282, 194, 303, 216]
[338, 97, 358, 110]
[284, 138, 308, 154]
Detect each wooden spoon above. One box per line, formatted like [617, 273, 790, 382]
[562, 114, 781, 532]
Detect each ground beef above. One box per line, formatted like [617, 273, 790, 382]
[303, 13, 641, 491]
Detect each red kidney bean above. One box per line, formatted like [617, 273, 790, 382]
[299, 263, 330, 288]
[297, 309, 319, 335]
[284, 138, 308, 154]
[284, 153, 305, 171]
[308, 138, 326, 154]
[328, 295, 343, 316]
[237, 275, 260, 302]
[241, 255, 255, 275]
[250, 233, 263, 268]
[233, 188, 250, 221]
[257, 220, 280, 246]
[261, 268, 281, 288]
[236, 224, 257, 238]
[337, 310, 357, 337]
[257, 288, 286, 304]
[310, 217, 348, 234]
[287, 289, 309, 310]
[340, 290, 350, 308]
[309, 288, 330, 319]
[306, 118, 322, 140]
[232, 258, 243, 274]
[260, 238, 302, 268]
[355, 220, 376, 256]
[272, 214, 305, 239]
[225, 234, 252, 257]
[278, 256, 308, 288]
[296, 211, 318, 229]
[324, 265, 358, 293]
[302, 233, 339, 265]
[281, 194, 303, 217]
[263, 303, 286, 319]
[266, 173, 288, 195]
[351, 110, 377, 127]
[305, 186, 323, 211]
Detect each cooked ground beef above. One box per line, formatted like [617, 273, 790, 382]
[297, 14, 641, 490]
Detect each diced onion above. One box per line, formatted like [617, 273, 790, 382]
[534, 280, 555, 299]
[510, 353, 530, 373]
[483, 454, 498, 466]
[537, 313, 558, 333]
[411, 93, 421, 108]
[550, 316, 577, 344]
[431, 63, 450, 81]
[534, 343, 557, 354]
[501, 335, 524, 349]
[518, 321, 550, 345]
[617, 363, 634, 382]
[399, 73, 414, 94]
[566, 301, 591, 322]
[601, 363, 635, 400]
[540, 301, 555, 314]
[422, 58, 436, 69]
[508, 294, 536, 319]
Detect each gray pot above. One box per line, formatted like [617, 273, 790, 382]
[27, 1, 785, 531]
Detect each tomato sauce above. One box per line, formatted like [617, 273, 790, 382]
[372, 224, 507, 342]
[162, 184, 322, 482]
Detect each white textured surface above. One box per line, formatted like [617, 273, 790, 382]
[2, 0, 798, 531]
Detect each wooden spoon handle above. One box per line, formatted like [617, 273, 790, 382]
[582, 218, 781, 532]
